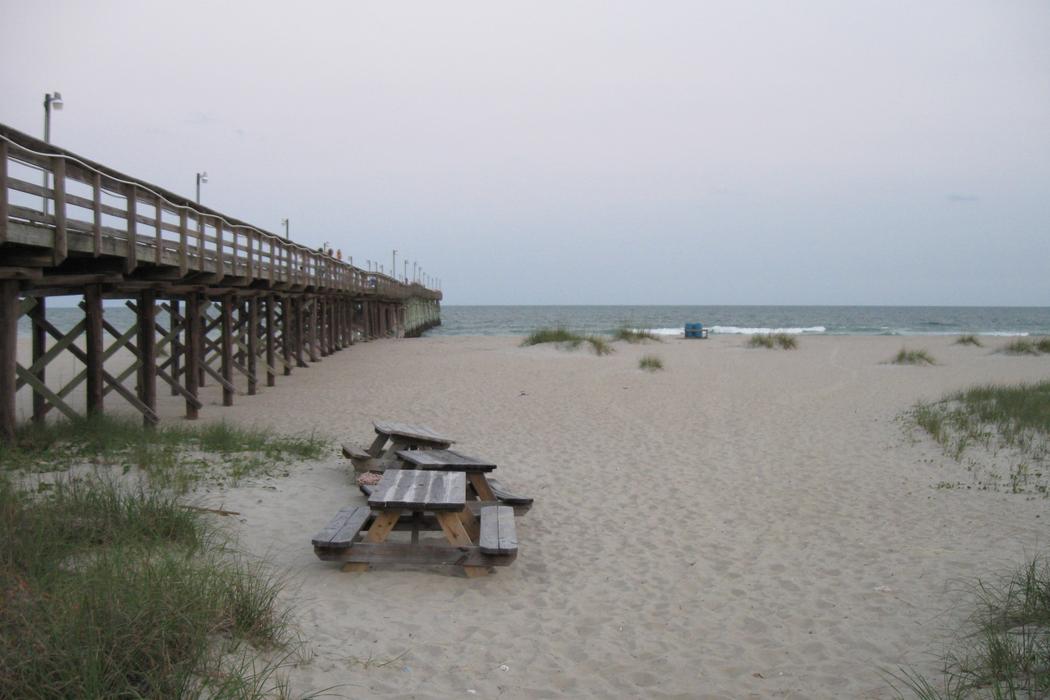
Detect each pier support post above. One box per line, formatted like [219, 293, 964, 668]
[169, 299, 181, 396]
[0, 280, 18, 444]
[185, 292, 200, 419]
[247, 296, 258, 396]
[309, 296, 320, 362]
[221, 294, 234, 406]
[281, 295, 293, 375]
[84, 285, 104, 417]
[265, 294, 276, 387]
[30, 296, 46, 423]
[137, 290, 158, 426]
[295, 296, 307, 368]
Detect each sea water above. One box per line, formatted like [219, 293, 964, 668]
[15, 304, 1049, 339]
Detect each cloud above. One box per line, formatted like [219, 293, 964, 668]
[947, 194, 979, 203]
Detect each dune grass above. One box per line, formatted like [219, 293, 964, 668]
[908, 380, 1050, 494]
[892, 348, 937, 365]
[521, 327, 614, 356]
[747, 333, 798, 350]
[955, 334, 983, 347]
[889, 555, 1050, 699]
[0, 475, 297, 698]
[0, 415, 327, 493]
[639, 355, 664, 371]
[1000, 338, 1050, 356]
[613, 325, 662, 344]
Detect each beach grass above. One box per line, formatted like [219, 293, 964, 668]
[891, 348, 937, 365]
[748, 333, 798, 350]
[639, 355, 664, 371]
[613, 325, 662, 343]
[1000, 338, 1050, 356]
[908, 380, 1050, 493]
[0, 475, 296, 698]
[521, 327, 614, 356]
[1, 415, 327, 493]
[889, 555, 1050, 699]
[955, 334, 983, 347]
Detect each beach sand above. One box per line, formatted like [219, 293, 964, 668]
[13, 334, 1050, 697]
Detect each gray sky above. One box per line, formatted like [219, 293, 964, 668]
[2, 1, 1048, 305]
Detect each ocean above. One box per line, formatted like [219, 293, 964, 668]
[15, 304, 1049, 339]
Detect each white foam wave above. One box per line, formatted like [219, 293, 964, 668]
[710, 325, 827, 335]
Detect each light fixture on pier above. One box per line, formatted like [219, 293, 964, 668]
[281, 218, 290, 239]
[43, 92, 63, 143]
[43, 92, 63, 216]
[196, 171, 208, 204]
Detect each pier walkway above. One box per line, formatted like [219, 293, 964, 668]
[0, 123, 441, 442]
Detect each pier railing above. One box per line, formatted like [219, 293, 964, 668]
[0, 123, 438, 301]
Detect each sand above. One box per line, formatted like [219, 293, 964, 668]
[12, 334, 1050, 698]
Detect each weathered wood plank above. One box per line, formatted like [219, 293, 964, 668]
[487, 477, 534, 507]
[311, 505, 371, 549]
[0, 280, 19, 443]
[220, 293, 234, 406]
[395, 448, 497, 472]
[0, 140, 8, 243]
[84, 285, 104, 415]
[479, 505, 518, 555]
[373, 421, 455, 445]
[315, 541, 516, 567]
[368, 470, 465, 511]
[50, 157, 68, 265]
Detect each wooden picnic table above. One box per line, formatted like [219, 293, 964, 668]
[395, 448, 534, 513]
[311, 469, 517, 577]
[343, 421, 455, 472]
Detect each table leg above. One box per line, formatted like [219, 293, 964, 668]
[366, 433, 389, 457]
[341, 510, 401, 572]
[457, 508, 479, 542]
[435, 512, 488, 578]
[467, 472, 497, 502]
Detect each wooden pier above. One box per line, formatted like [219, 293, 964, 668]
[0, 123, 441, 443]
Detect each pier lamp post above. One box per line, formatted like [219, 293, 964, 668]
[392, 250, 397, 282]
[43, 92, 63, 215]
[281, 218, 290, 239]
[195, 172, 208, 204]
[404, 259, 408, 283]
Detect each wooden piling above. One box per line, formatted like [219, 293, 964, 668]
[84, 285, 104, 416]
[221, 294, 234, 406]
[185, 291, 200, 419]
[0, 280, 18, 443]
[30, 296, 46, 423]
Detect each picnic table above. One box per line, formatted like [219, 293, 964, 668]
[342, 421, 455, 472]
[394, 448, 533, 514]
[312, 469, 517, 577]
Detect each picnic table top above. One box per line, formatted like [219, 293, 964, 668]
[373, 421, 455, 445]
[367, 469, 466, 511]
[395, 448, 497, 472]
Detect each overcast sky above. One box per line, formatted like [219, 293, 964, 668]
[2, 1, 1047, 305]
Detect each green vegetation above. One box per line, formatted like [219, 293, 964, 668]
[747, 333, 798, 350]
[521, 326, 579, 346]
[1, 415, 327, 493]
[521, 327, 614, 356]
[0, 475, 298, 698]
[955, 334, 983, 347]
[1000, 337, 1050, 356]
[908, 380, 1050, 494]
[889, 555, 1050, 699]
[613, 325, 662, 344]
[891, 348, 937, 365]
[639, 355, 664, 371]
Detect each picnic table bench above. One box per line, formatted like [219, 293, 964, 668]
[312, 469, 517, 577]
[343, 421, 455, 472]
